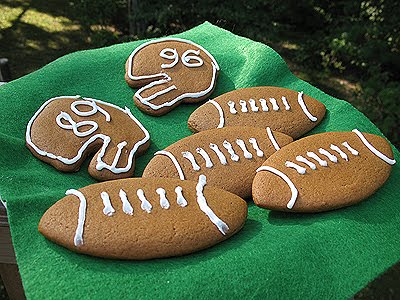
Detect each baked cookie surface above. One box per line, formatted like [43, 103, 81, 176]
[39, 176, 247, 260]
[125, 38, 219, 116]
[26, 95, 150, 181]
[253, 130, 396, 212]
[143, 126, 292, 198]
[188, 86, 326, 139]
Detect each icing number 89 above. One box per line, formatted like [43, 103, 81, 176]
[160, 48, 203, 69]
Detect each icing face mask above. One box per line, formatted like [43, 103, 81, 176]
[125, 38, 220, 116]
[26, 95, 150, 181]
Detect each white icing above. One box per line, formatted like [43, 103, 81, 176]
[249, 138, 264, 157]
[66, 189, 86, 247]
[223, 140, 239, 161]
[175, 186, 188, 207]
[156, 188, 170, 209]
[196, 175, 229, 235]
[266, 127, 280, 151]
[342, 142, 359, 156]
[306, 151, 328, 167]
[100, 192, 115, 217]
[155, 150, 185, 180]
[281, 96, 291, 110]
[196, 147, 213, 168]
[296, 155, 316, 170]
[128, 38, 219, 110]
[56, 112, 98, 137]
[137, 189, 152, 213]
[330, 144, 348, 161]
[256, 166, 298, 209]
[71, 99, 111, 121]
[119, 189, 133, 215]
[106, 141, 128, 170]
[135, 78, 178, 105]
[297, 91, 318, 122]
[160, 48, 179, 69]
[259, 98, 269, 111]
[208, 100, 224, 128]
[209, 143, 227, 165]
[181, 49, 203, 67]
[352, 129, 396, 165]
[236, 139, 253, 159]
[26, 96, 150, 175]
[269, 98, 279, 111]
[318, 148, 338, 163]
[182, 151, 200, 171]
[248, 99, 259, 112]
[285, 161, 306, 174]
[227, 101, 237, 114]
[239, 100, 248, 112]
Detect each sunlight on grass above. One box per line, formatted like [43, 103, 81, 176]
[0, 4, 24, 29]
[26, 39, 42, 50]
[20, 9, 80, 33]
[281, 41, 299, 50]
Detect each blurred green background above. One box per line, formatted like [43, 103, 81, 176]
[0, 0, 399, 299]
[0, 0, 399, 148]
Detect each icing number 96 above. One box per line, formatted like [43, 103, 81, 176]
[160, 48, 203, 69]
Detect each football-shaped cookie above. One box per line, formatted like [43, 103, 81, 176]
[252, 130, 396, 212]
[125, 38, 219, 116]
[39, 176, 247, 260]
[142, 126, 293, 198]
[26, 95, 150, 181]
[188, 86, 326, 139]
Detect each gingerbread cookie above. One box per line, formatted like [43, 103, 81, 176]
[26, 95, 150, 181]
[39, 175, 247, 260]
[252, 130, 396, 212]
[188, 86, 326, 139]
[125, 38, 219, 116]
[143, 126, 292, 198]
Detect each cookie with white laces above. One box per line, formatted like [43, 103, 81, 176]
[253, 130, 396, 212]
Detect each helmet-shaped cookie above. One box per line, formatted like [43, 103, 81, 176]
[26, 96, 150, 181]
[125, 38, 219, 116]
[188, 86, 326, 139]
[253, 130, 396, 212]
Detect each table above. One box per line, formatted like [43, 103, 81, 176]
[0, 202, 25, 299]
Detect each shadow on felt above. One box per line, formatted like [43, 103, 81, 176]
[266, 178, 399, 227]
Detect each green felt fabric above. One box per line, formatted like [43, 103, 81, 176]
[0, 22, 399, 300]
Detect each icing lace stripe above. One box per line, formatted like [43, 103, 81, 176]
[352, 129, 396, 165]
[306, 151, 328, 167]
[196, 148, 213, 168]
[196, 175, 229, 235]
[137, 189, 152, 213]
[342, 142, 359, 155]
[66, 189, 87, 247]
[156, 188, 170, 209]
[175, 186, 188, 207]
[100, 192, 115, 216]
[285, 161, 306, 174]
[119, 189, 133, 215]
[208, 100, 225, 128]
[297, 91, 318, 122]
[182, 151, 201, 171]
[330, 144, 348, 161]
[266, 127, 280, 151]
[155, 150, 185, 180]
[295, 155, 316, 169]
[256, 166, 298, 209]
[318, 148, 338, 163]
